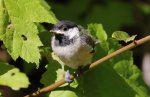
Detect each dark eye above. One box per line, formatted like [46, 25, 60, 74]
[63, 27, 68, 31]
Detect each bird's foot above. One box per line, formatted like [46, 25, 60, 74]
[65, 70, 72, 83]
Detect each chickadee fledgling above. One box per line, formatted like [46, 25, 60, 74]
[50, 20, 95, 82]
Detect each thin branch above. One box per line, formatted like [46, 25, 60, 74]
[24, 35, 150, 97]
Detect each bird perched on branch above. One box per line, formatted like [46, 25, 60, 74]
[50, 20, 95, 82]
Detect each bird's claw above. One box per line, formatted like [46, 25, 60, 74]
[65, 70, 72, 83]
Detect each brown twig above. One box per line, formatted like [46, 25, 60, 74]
[24, 35, 150, 97]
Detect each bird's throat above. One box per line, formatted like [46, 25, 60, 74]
[54, 34, 75, 46]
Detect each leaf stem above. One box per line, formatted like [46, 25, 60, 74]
[24, 35, 150, 97]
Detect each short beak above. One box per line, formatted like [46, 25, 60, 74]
[49, 29, 56, 33]
[49, 29, 64, 35]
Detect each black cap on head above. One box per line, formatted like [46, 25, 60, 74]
[52, 20, 77, 31]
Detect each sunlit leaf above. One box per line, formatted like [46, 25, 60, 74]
[2, 0, 58, 66]
[51, 52, 64, 66]
[88, 23, 107, 42]
[0, 62, 29, 90]
[112, 31, 137, 43]
[126, 35, 137, 43]
[0, 0, 9, 39]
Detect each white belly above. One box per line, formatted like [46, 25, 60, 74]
[51, 37, 92, 69]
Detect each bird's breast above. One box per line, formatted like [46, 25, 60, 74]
[52, 36, 80, 58]
[51, 36, 92, 69]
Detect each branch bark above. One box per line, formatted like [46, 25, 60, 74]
[24, 35, 150, 97]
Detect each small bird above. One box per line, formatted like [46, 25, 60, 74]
[50, 20, 95, 82]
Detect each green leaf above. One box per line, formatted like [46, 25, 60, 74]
[0, 62, 30, 90]
[49, 91, 78, 97]
[3, 23, 42, 65]
[112, 31, 137, 43]
[37, 23, 52, 46]
[40, 58, 60, 86]
[4, 0, 58, 24]
[88, 23, 109, 55]
[126, 35, 137, 43]
[112, 31, 129, 40]
[114, 60, 149, 97]
[2, 0, 58, 66]
[108, 39, 149, 97]
[88, 23, 107, 42]
[0, 62, 13, 75]
[51, 52, 64, 66]
[0, 0, 9, 39]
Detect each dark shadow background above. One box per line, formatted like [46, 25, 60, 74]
[0, 0, 150, 96]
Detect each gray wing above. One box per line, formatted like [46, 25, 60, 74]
[78, 25, 95, 53]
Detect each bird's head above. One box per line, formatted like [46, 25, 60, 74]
[50, 21, 80, 39]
